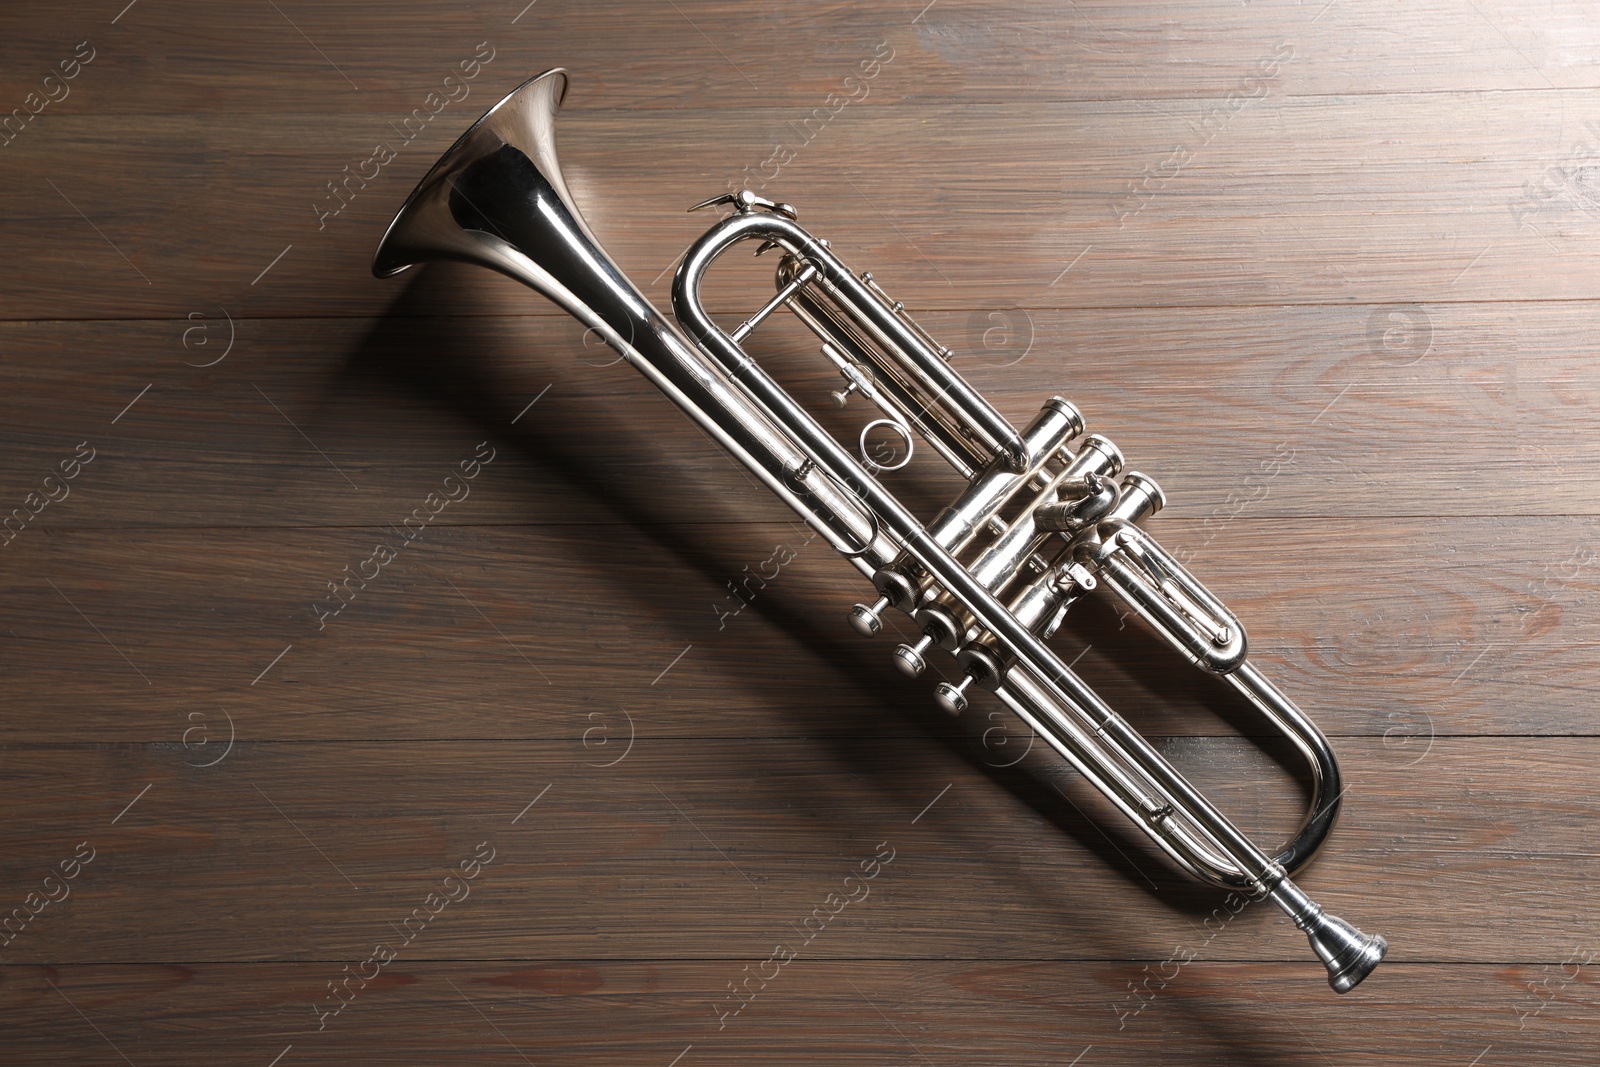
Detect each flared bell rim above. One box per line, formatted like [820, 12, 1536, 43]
[370, 67, 570, 279]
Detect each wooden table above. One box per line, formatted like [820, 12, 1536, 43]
[3, 2, 1596, 1063]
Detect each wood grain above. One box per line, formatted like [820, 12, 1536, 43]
[2, 1, 1597, 1064]
[4, 962, 1590, 1067]
[6, 89, 1600, 319]
[0, 519, 1594, 741]
[0, 298, 1595, 524]
[5, 1, 1598, 114]
[0, 736, 1591, 963]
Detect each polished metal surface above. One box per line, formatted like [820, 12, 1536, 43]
[373, 68, 1386, 993]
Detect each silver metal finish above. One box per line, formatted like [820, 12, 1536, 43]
[373, 69, 1386, 994]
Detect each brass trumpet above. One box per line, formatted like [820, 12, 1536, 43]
[373, 69, 1386, 992]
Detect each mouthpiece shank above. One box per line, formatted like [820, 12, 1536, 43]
[1268, 880, 1388, 992]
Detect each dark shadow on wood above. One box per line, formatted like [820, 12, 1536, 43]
[338, 261, 1343, 1059]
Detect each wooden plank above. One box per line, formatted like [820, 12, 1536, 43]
[0, 298, 1595, 530]
[0, 961, 1584, 1067]
[4, 89, 1600, 319]
[0, 517, 1592, 741]
[3, 1, 1596, 115]
[0, 735, 1587, 979]
[0, 738, 1589, 964]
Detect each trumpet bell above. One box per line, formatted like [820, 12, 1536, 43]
[370, 67, 697, 395]
[372, 66, 634, 356]
[374, 69, 577, 278]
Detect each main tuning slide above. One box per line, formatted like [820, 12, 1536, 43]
[373, 68, 1386, 993]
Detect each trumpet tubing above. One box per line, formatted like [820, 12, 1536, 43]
[374, 69, 1387, 993]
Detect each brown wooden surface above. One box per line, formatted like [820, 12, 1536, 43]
[3, 2, 1598, 1064]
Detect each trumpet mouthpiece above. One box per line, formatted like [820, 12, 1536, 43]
[1303, 910, 1388, 993]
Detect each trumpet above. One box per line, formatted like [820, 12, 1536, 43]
[373, 69, 1387, 992]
